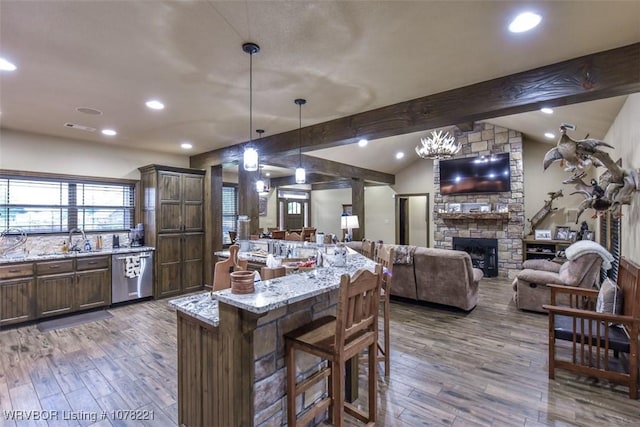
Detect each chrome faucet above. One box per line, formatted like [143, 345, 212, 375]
[68, 228, 86, 252]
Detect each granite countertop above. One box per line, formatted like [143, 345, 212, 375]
[170, 249, 376, 326]
[0, 246, 155, 264]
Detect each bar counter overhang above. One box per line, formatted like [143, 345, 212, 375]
[170, 245, 376, 426]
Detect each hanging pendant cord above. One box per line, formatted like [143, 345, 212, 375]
[249, 52, 253, 145]
[298, 104, 302, 167]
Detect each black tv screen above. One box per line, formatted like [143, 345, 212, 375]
[439, 153, 511, 195]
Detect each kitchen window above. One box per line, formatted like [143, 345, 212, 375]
[0, 173, 135, 233]
[222, 184, 238, 245]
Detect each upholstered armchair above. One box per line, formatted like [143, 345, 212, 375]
[512, 240, 613, 313]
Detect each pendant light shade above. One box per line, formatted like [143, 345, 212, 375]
[242, 42, 260, 171]
[294, 98, 306, 184]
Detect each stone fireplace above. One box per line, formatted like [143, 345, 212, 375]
[433, 123, 525, 278]
[453, 237, 498, 277]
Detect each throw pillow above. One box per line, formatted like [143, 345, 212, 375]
[596, 278, 623, 315]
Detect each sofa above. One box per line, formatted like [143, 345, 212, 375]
[347, 241, 483, 311]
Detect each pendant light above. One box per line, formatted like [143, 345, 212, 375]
[294, 98, 306, 184]
[242, 42, 260, 171]
[255, 129, 267, 193]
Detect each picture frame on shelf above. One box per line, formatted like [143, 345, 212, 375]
[584, 231, 595, 241]
[480, 205, 491, 212]
[496, 203, 508, 213]
[554, 226, 570, 241]
[534, 229, 552, 240]
[568, 230, 578, 242]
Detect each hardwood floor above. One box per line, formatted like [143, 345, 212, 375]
[0, 278, 637, 426]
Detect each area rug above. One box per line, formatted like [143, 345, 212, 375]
[37, 310, 113, 332]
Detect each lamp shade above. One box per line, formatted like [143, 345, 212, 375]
[341, 215, 359, 230]
[295, 167, 306, 184]
[243, 147, 258, 171]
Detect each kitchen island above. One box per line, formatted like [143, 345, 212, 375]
[169, 247, 376, 427]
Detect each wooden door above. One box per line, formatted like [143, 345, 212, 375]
[76, 269, 110, 310]
[37, 273, 75, 318]
[157, 234, 183, 298]
[0, 277, 35, 326]
[284, 200, 304, 231]
[183, 174, 204, 231]
[182, 232, 204, 293]
[158, 171, 183, 233]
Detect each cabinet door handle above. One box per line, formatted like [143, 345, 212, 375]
[8, 269, 21, 273]
[48, 265, 60, 270]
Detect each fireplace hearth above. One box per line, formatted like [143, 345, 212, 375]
[453, 237, 498, 277]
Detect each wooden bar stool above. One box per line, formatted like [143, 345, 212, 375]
[285, 264, 383, 426]
[213, 245, 248, 291]
[285, 231, 302, 241]
[375, 245, 395, 376]
[271, 230, 285, 240]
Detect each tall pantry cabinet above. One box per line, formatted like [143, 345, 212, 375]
[139, 165, 205, 298]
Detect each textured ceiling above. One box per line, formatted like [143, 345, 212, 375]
[1, 1, 638, 175]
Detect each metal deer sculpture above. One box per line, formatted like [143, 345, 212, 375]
[526, 189, 563, 236]
[543, 127, 639, 223]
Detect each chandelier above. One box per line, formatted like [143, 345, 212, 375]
[415, 130, 461, 159]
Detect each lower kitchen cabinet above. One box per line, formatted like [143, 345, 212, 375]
[0, 262, 35, 326]
[0, 277, 35, 326]
[76, 255, 111, 310]
[156, 232, 204, 298]
[37, 272, 75, 318]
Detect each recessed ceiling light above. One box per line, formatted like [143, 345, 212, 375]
[544, 132, 555, 139]
[395, 152, 404, 160]
[181, 142, 192, 149]
[145, 99, 165, 110]
[509, 12, 541, 33]
[358, 139, 368, 147]
[540, 107, 553, 114]
[101, 129, 117, 136]
[0, 57, 17, 71]
[265, 172, 271, 177]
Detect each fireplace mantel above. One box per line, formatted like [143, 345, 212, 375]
[439, 212, 510, 220]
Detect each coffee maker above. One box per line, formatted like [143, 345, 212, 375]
[130, 223, 144, 247]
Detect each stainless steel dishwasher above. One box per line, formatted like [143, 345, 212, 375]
[111, 251, 153, 303]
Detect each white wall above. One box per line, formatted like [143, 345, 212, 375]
[393, 157, 435, 246]
[523, 138, 596, 236]
[310, 188, 351, 238]
[0, 129, 189, 179]
[603, 93, 640, 265]
[363, 186, 395, 244]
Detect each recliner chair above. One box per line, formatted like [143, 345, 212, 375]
[512, 252, 603, 313]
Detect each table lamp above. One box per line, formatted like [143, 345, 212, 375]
[341, 215, 359, 242]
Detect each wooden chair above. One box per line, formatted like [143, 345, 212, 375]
[543, 257, 640, 399]
[301, 227, 316, 242]
[375, 244, 395, 376]
[285, 231, 302, 241]
[361, 239, 375, 259]
[271, 230, 285, 240]
[285, 265, 383, 426]
[213, 245, 248, 291]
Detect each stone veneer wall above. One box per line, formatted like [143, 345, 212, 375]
[433, 123, 525, 278]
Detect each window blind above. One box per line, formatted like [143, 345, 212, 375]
[222, 185, 238, 244]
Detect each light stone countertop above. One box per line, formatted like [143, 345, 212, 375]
[169, 248, 376, 326]
[0, 246, 155, 264]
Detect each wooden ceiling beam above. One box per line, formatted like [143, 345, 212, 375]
[269, 173, 337, 187]
[265, 155, 394, 184]
[190, 43, 640, 169]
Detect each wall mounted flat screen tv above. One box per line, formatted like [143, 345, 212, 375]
[439, 152, 511, 195]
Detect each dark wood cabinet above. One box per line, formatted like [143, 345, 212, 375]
[522, 239, 571, 262]
[36, 255, 111, 318]
[0, 262, 35, 326]
[140, 165, 205, 298]
[76, 255, 111, 310]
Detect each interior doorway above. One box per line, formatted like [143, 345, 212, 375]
[395, 193, 429, 247]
